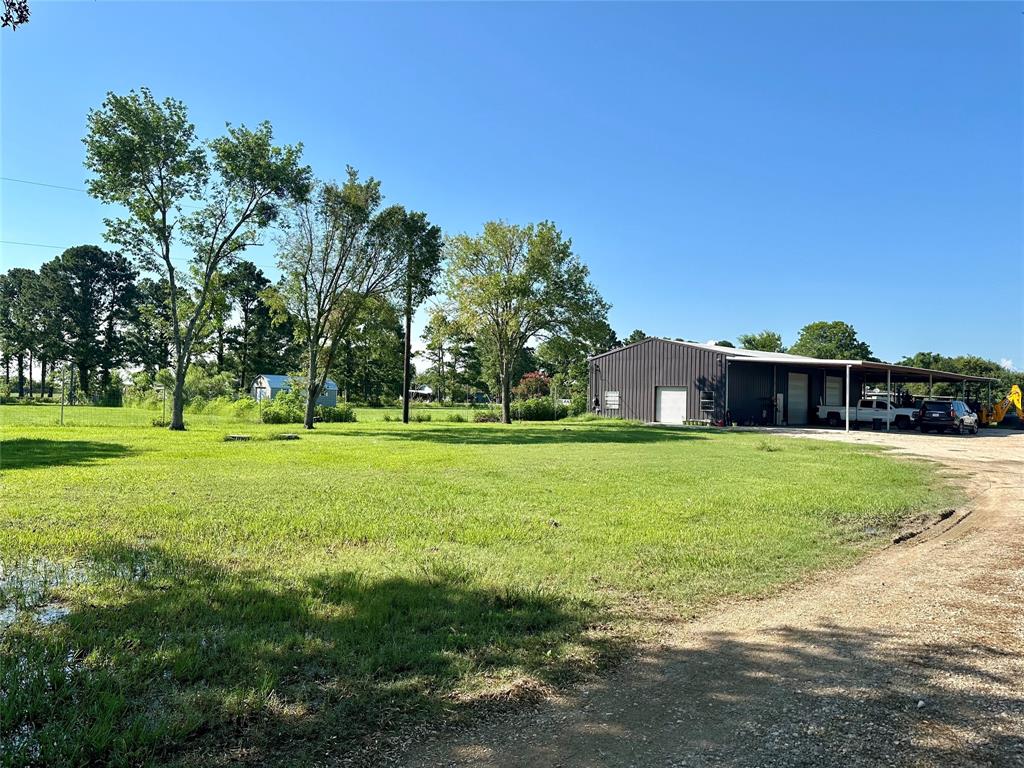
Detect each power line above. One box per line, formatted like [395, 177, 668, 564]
[0, 239, 65, 249]
[1, 177, 89, 193]
[1, 174, 203, 210]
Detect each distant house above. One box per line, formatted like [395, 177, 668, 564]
[251, 374, 339, 407]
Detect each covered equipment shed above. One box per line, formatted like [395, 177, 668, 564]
[588, 338, 996, 430]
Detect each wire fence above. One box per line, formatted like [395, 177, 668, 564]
[0, 401, 488, 429]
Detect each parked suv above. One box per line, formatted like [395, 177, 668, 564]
[918, 399, 979, 435]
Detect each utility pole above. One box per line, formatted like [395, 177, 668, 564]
[60, 364, 66, 426]
[402, 256, 413, 425]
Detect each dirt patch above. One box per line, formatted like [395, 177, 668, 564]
[393, 430, 1024, 768]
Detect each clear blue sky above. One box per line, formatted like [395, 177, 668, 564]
[2, 2, 1021, 366]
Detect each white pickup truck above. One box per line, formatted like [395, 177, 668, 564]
[817, 397, 918, 429]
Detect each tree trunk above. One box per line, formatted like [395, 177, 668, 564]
[78, 361, 91, 398]
[169, 361, 187, 430]
[40, 356, 47, 399]
[303, 354, 318, 430]
[16, 353, 24, 397]
[27, 349, 33, 399]
[501, 365, 512, 424]
[402, 280, 412, 424]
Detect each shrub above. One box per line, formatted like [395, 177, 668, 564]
[318, 403, 356, 423]
[151, 418, 169, 428]
[569, 391, 588, 417]
[231, 397, 258, 420]
[261, 388, 305, 424]
[473, 410, 501, 423]
[510, 397, 567, 422]
[382, 414, 393, 422]
[447, 413, 466, 423]
[412, 412, 432, 423]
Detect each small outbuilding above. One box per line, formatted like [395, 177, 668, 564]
[250, 374, 339, 407]
[588, 338, 997, 430]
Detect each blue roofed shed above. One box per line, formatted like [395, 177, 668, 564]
[251, 374, 339, 407]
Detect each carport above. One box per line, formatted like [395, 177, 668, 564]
[724, 355, 999, 432]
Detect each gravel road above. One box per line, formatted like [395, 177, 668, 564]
[399, 429, 1024, 768]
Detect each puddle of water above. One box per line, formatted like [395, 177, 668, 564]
[1, 545, 159, 630]
[0, 558, 88, 630]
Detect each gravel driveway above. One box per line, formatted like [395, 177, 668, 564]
[399, 429, 1024, 768]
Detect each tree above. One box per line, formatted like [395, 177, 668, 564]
[621, 329, 648, 346]
[445, 220, 609, 423]
[398, 212, 443, 423]
[85, 88, 311, 429]
[332, 296, 404, 404]
[273, 173, 406, 429]
[714, 339, 735, 348]
[40, 245, 138, 396]
[2, 0, 29, 29]
[0, 268, 40, 396]
[127, 277, 175, 375]
[788, 321, 872, 360]
[738, 330, 785, 353]
[536, 322, 617, 402]
[220, 260, 270, 392]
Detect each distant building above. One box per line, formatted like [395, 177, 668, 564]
[407, 386, 434, 403]
[251, 374, 338, 407]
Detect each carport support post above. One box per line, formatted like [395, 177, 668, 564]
[845, 364, 851, 432]
[886, 369, 891, 432]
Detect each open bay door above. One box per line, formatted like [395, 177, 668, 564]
[655, 386, 687, 424]
[787, 373, 809, 425]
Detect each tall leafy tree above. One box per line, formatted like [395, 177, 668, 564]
[220, 260, 273, 392]
[788, 321, 872, 360]
[332, 296, 404, 404]
[273, 172, 406, 429]
[446, 220, 609, 423]
[40, 245, 138, 396]
[536, 321, 617, 401]
[127, 277, 175, 375]
[738, 329, 786, 353]
[0, 268, 40, 396]
[397, 212, 443, 423]
[84, 87, 311, 429]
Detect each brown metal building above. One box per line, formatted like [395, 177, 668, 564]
[588, 337, 996, 429]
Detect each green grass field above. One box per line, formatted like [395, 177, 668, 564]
[0, 405, 955, 767]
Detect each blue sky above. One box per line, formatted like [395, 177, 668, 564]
[2, 2, 1021, 366]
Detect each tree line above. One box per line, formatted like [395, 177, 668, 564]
[1, 88, 616, 428]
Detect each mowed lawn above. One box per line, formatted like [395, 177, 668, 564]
[0, 406, 954, 767]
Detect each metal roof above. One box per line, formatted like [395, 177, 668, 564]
[587, 337, 997, 383]
[724, 355, 998, 383]
[255, 374, 338, 390]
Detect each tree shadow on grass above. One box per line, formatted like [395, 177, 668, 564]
[337, 423, 709, 446]
[0, 438, 134, 472]
[0, 542, 627, 767]
[406, 622, 1024, 767]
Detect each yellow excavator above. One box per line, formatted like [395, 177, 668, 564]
[981, 384, 1023, 427]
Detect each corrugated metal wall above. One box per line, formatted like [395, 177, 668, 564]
[588, 339, 727, 422]
[588, 340, 875, 426]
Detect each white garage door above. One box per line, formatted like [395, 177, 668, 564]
[788, 373, 808, 425]
[655, 387, 687, 424]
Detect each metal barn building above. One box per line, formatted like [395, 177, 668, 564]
[588, 338, 995, 429]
